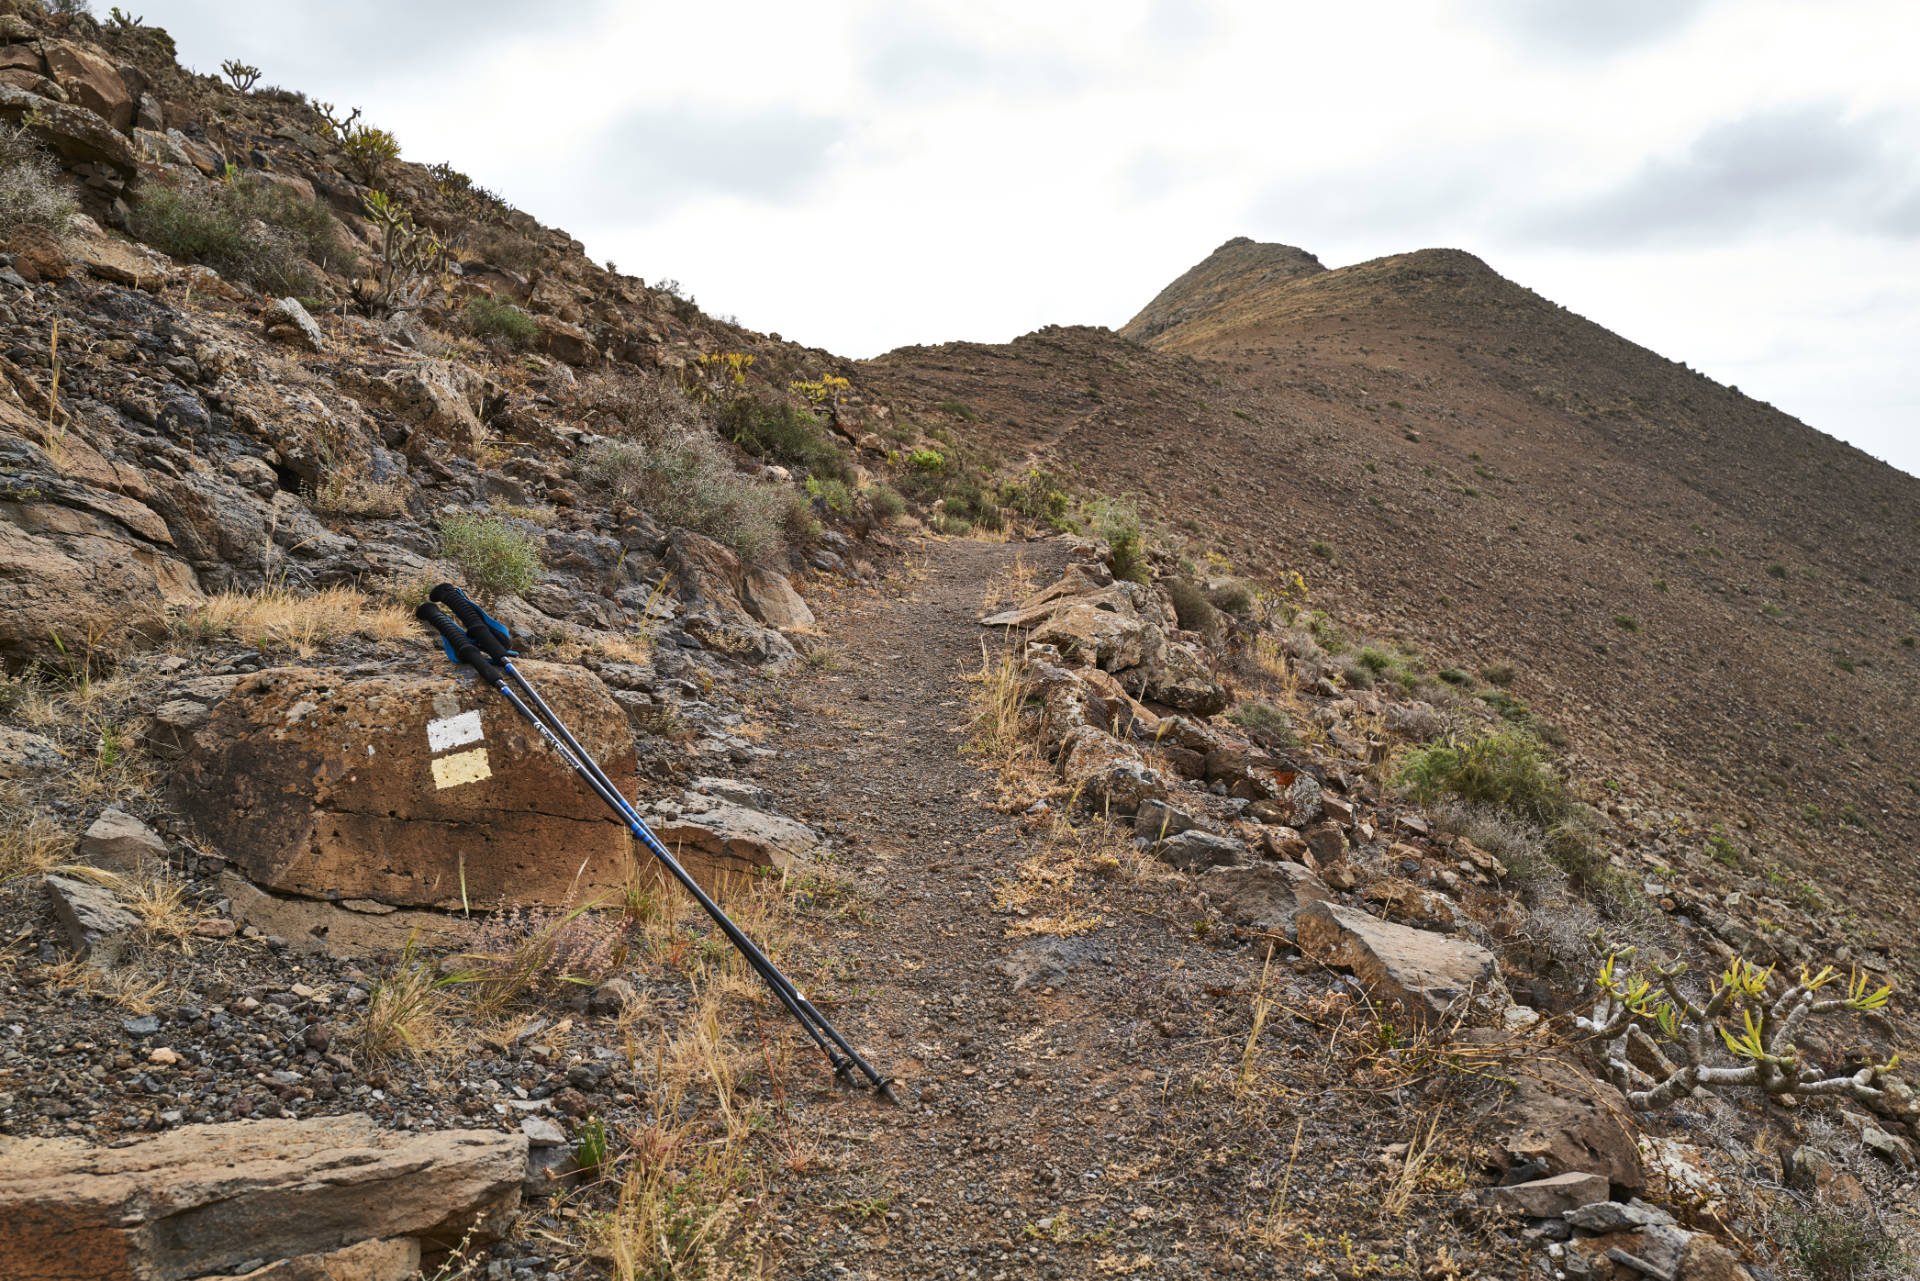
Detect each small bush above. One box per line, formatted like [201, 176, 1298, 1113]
[1229, 699, 1294, 746]
[907, 448, 946, 472]
[717, 398, 850, 482]
[1209, 581, 1256, 617]
[1088, 498, 1147, 584]
[1308, 539, 1334, 560]
[1437, 667, 1471, 686]
[1613, 614, 1639, 632]
[463, 295, 539, 347]
[581, 431, 799, 562]
[1767, 562, 1789, 579]
[580, 373, 701, 443]
[866, 484, 906, 525]
[935, 398, 978, 421]
[1356, 646, 1393, 673]
[1000, 469, 1071, 528]
[1480, 663, 1515, 687]
[1393, 727, 1566, 825]
[941, 478, 1004, 531]
[128, 173, 344, 295]
[0, 126, 77, 239]
[436, 512, 542, 599]
[806, 475, 854, 516]
[1164, 577, 1217, 634]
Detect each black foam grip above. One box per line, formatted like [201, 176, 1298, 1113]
[430, 583, 511, 661]
[416, 603, 503, 687]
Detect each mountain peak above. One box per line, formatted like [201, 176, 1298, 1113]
[1119, 237, 1325, 342]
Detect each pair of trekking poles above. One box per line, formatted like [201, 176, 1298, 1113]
[416, 585, 896, 1103]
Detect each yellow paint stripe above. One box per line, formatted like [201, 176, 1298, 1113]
[431, 746, 492, 789]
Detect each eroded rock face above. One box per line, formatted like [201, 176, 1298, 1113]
[641, 797, 820, 888]
[170, 663, 638, 909]
[1205, 862, 1331, 943]
[0, 1114, 524, 1281]
[1494, 1056, 1646, 1194]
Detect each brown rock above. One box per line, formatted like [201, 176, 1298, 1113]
[1296, 900, 1502, 1025]
[64, 213, 171, 287]
[79, 807, 164, 873]
[642, 799, 820, 889]
[1031, 602, 1147, 671]
[189, 1237, 420, 1280]
[0, 84, 137, 173]
[1260, 825, 1309, 862]
[1157, 744, 1207, 779]
[218, 873, 464, 958]
[1680, 1236, 1753, 1281]
[1495, 1054, 1645, 1193]
[1361, 875, 1461, 931]
[41, 39, 132, 129]
[1205, 862, 1330, 945]
[171, 664, 639, 909]
[45, 874, 138, 965]
[533, 314, 599, 366]
[3, 222, 70, 281]
[1475, 1170, 1608, 1217]
[740, 565, 815, 631]
[0, 1115, 522, 1281]
[1056, 725, 1167, 816]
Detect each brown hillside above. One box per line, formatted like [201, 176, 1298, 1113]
[866, 241, 1920, 971]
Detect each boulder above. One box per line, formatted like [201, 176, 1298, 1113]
[78, 807, 164, 872]
[1495, 1055, 1645, 1194]
[0, 725, 63, 779]
[1154, 829, 1246, 872]
[40, 40, 133, 129]
[170, 663, 638, 909]
[741, 565, 815, 631]
[64, 213, 172, 287]
[1475, 1171, 1608, 1218]
[1295, 900, 1502, 1025]
[1031, 602, 1147, 671]
[1142, 641, 1229, 716]
[664, 530, 797, 667]
[1133, 799, 1202, 840]
[263, 297, 324, 352]
[533, 314, 599, 366]
[1205, 862, 1330, 943]
[1056, 725, 1166, 816]
[3, 222, 70, 282]
[643, 798, 820, 889]
[1361, 875, 1462, 931]
[45, 874, 138, 965]
[0, 84, 136, 173]
[0, 1114, 524, 1281]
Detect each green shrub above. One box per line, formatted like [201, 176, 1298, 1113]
[1308, 539, 1335, 561]
[581, 431, 799, 562]
[717, 398, 850, 482]
[866, 484, 906, 525]
[1393, 728, 1567, 825]
[806, 475, 854, 516]
[1356, 646, 1393, 673]
[436, 512, 542, 599]
[1164, 577, 1217, 634]
[907, 448, 945, 472]
[1341, 662, 1375, 689]
[1767, 562, 1789, 579]
[999, 469, 1071, 528]
[1229, 699, 1294, 746]
[1209, 581, 1256, 617]
[1437, 667, 1471, 687]
[0, 125, 76, 239]
[942, 478, 1004, 531]
[1785, 1207, 1900, 1281]
[935, 398, 978, 421]
[1088, 498, 1147, 584]
[1480, 663, 1515, 687]
[1613, 614, 1639, 632]
[128, 172, 344, 295]
[464, 295, 539, 347]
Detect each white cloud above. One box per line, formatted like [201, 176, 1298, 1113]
[145, 0, 1920, 476]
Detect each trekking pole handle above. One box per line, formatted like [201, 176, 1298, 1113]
[416, 603, 505, 687]
[429, 583, 514, 662]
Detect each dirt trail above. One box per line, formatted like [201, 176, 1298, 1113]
[760, 537, 1271, 1278]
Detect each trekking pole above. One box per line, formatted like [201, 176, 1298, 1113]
[425, 588, 896, 1100]
[414, 599, 897, 1103]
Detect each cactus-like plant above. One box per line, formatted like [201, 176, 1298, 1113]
[1578, 947, 1897, 1110]
[352, 190, 448, 314]
[220, 59, 261, 92]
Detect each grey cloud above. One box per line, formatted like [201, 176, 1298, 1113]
[857, 13, 1085, 101]
[1470, 0, 1713, 59]
[585, 106, 847, 217]
[1527, 103, 1920, 247]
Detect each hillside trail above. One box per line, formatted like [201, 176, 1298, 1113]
[754, 536, 1282, 1279]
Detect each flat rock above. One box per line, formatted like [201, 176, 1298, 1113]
[1565, 1198, 1676, 1232]
[1204, 862, 1331, 943]
[644, 798, 819, 889]
[1477, 1170, 1609, 1217]
[45, 874, 139, 965]
[689, 776, 769, 811]
[171, 664, 638, 910]
[79, 807, 164, 873]
[1154, 829, 1246, 872]
[188, 1237, 421, 1281]
[0, 84, 137, 172]
[219, 873, 465, 959]
[0, 725, 63, 779]
[1133, 799, 1203, 840]
[0, 1115, 523, 1281]
[1295, 900, 1500, 1025]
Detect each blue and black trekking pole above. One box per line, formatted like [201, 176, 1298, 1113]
[416, 586, 896, 1103]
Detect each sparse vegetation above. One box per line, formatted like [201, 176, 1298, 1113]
[0, 125, 77, 239]
[581, 433, 804, 562]
[436, 512, 543, 599]
[128, 171, 344, 295]
[1164, 577, 1218, 635]
[1393, 727, 1566, 825]
[717, 398, 850, 482]
[463, 295, 539, 347]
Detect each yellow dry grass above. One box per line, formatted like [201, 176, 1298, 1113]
[182, 586, 415, 656]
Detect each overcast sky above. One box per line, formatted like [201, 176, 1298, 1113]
[148, 0, 1920, 476]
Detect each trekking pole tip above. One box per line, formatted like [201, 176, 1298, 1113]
[876, 1079, 901, 1106]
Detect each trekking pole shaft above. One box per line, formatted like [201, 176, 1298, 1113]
[494, 657, 888, 1089]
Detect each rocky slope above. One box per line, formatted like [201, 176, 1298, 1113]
[0, 3, 1914, 1279]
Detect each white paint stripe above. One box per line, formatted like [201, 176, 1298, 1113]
[427, 709, 484, 753]
[431, 747, 492, 789]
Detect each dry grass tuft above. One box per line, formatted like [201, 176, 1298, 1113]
[964, 640, 1036, 767]
[44, 957, 171, 1014]
[181, 586, 415, 656]
[0, 788, 70, 881]
[349, 936, 460, 1065]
